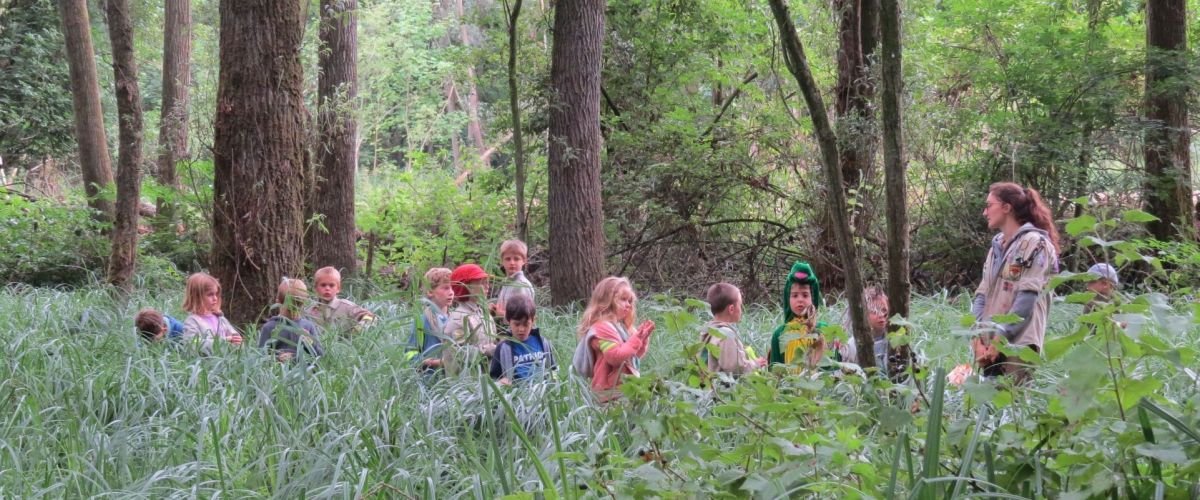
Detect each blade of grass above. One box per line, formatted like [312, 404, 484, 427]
[950, 404, 989, 499]
[1137, 404, 1164, 481]
[917, 366, 946, 500]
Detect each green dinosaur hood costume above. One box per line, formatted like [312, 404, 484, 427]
[768, 261, 826, 366]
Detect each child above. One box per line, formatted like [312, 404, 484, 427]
[494, 239, 535, 318]
[259, 279, 324, 363]
[578, 277, 656, 402]
[1084, 263, 1119, 314]
[441, 264, 498, 376]
[700, 282, 765, 376]
[835, 286, 890, 370]
[767, 261, 827, 372]
[490, 294, 556, 384]
[134, 308, 185, 343]
[407, 267, 454, 370]
[307, 266, 375, 335]
[181, 272, 243, 355]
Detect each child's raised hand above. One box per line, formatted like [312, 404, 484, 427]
[756, 357, 768, 368]
[637, 320, 656, 338]
[228, 334, 244, 346]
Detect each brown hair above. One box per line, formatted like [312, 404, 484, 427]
[577, 277, 637, 338]
[505, 294, 537, 322]
[989, 182, 1061, 252]
[135, 308, 165, 341]
[182, 273, 221, 314]
[423, 267, 452, 291]
[499, 239, 528, 259]
[706, 282, 741, 315]
[276, 279, 309, 319]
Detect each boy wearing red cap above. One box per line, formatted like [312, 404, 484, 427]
[442, 263, 498, 376]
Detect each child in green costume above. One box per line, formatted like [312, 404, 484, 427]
[767, 261, 828, 372]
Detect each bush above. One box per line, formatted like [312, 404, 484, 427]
[357, 166, 513, 284]
[0, 190, 108, 286]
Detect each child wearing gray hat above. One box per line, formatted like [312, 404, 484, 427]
[1084, 263, 1119, 314]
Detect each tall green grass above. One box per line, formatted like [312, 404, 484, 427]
[1, 282, 1197, 497]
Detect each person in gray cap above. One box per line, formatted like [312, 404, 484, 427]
[1084, 263, 1119, 314]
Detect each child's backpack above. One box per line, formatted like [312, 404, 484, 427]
[571, 331, 599, 378]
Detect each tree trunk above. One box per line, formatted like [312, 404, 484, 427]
[156, 0, 190, 224]
[879, 0, 910, 378]
[506, 0, 528, 242]
[815, 0, 879, 287]
[309, 0, 359, 276]
[768, 0, 875, 369]
[104, 0, 144, 292]
[211, 0, 307, 327]
[547, 0, 606, 305]
[58, 0, 114, 220]
[1142, 0, 1192, 240]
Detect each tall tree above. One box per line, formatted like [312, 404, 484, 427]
[879, 0, 911, 377]
[57, 0, 114, 220]
[310, 0, 359, 275]
[815, 0, 879, 284]
[104, 0, 143, 292]
[768, 0, 875, 368]
[547, 0, 606, 304]
[505, 0, 528, 242]
[157, 0, 190, 194]
[211, 0, 307, 326]
[1142, 0, 1192, 240]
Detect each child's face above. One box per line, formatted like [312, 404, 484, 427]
[429, 282, 455, 310]
[1087, 279, 1113, 296]
[614, 288, 635, 321]
[510, 317, 535, 341]
[151, 321, 167, 342]
[789, 283, 813, 317]
[502, 253, 526, 277]
[465, 279, 489, 300]
[315, 276, 341, 302]
[204, 286, 222, 314]
[868, 300, 889, 332]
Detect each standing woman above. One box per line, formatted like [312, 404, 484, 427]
[972, 182, 1060, 383]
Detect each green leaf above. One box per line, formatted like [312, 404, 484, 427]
[1133, 443, 1189, 464]
[990, 313, 1021, 325]
[878, 406, 914, 432]
[1065, 214, 1097, 236]
[1121, 209, 1160, 223]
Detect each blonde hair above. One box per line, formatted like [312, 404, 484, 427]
[423, 267, 452, 291]
[313, 266, 342, 284]
[183, 273, 221, 314]
[276, 279, 309, 319]
[499, 239, 528, 259]
[577, 276, 637, 338]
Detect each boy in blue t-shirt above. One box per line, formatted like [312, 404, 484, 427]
[490, 295, 556, 384]
[135, 308, 185, 343]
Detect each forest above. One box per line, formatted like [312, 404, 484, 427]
[1, 0, 1199, 497]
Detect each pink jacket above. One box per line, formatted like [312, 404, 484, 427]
[587, 321, 648, 401]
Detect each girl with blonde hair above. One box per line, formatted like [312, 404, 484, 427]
[577, 277, 656, 402]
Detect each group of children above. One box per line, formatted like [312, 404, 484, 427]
[134, 230, 1126, 399]
[135, 267, 372, 360]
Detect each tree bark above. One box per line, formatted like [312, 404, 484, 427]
[548, 0, 606, 304]
[1142, 0, 1192, 240]
[879, 0, 910, 377]
[156, 0, 190, 230]
[815, 0, 879, 287]
[768, 0, 875, 369]
[211, 0, 307, 327]
[104, 0, 144, 292]
[506, 0, 528, 242]
[58, 0, 114, 220]
[310, 0, 359, 276]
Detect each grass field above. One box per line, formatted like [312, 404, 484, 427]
[0, 281, 1197, 498]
